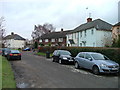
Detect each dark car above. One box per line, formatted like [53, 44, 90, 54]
[52, 50, 74, 64]
[7, 50, 21, 60]
[2, 48, 11, 56]
[23, 47, 31, 51]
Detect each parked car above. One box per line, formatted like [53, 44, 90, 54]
[7, 50, 21, 60]
[52, 50, 74, 64]
[74, 52, 119, 75]
[23, 47, 31, 51]
[2, 48, 11, 56]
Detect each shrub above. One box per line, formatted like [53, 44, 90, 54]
[38, 46, 120, 64]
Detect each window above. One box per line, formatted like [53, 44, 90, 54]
[79, 53, 85, 58]
[91, 29, 94, 35]
[85, 54, 92, 60]
[84, 30, 86, 37]
[45, 39, 48, 42]
[39, 39, 42, 42]
[51, 39, 55, 42]
[80, 32, 82, 38]
[58, 38, 63, 42]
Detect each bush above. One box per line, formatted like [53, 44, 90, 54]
[38, 46, 120, 64]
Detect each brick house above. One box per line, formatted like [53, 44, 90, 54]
[112, 22, 120, 42]
[38, 29, 71, 46]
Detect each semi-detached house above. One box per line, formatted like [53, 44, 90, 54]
[4, 32, 26, 49]
[66, 18, 113, 47]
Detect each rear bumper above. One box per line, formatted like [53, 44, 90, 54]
[9, 56, 21, 60]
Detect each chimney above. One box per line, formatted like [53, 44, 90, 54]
[61, 28, 63, 32]
[11, 32, 14, 35]
[87, 18, 92, 22]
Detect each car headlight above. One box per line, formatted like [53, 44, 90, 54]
[100, 64, 108, 68]
[63, 57, 67, 60]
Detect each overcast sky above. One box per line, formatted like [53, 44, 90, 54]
[0, 0, 120, 40]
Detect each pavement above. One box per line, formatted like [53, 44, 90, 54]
[10, 51, 119, 88]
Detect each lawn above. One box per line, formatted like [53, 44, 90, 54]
[1, 56, 16, 88]
[36, 52, 53, 57]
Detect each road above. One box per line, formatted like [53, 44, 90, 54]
[10, 51, 119, 88]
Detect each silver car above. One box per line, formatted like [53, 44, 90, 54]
[74, 52, 119, 75]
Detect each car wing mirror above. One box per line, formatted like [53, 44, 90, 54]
[88, 58, 92, 61]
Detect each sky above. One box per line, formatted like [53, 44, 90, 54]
[0, 0, 120, 40]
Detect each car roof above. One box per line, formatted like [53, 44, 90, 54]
[79, 52, 102, 55]
[55, 50, 70, 52]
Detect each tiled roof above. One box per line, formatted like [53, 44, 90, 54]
[4, 34, 26, 40]
[69, 19, 113, 33]
[39, 30, 72, 39]
[114, 22, 120, 26]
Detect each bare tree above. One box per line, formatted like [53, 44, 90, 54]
[0, 17, 6, 48]
[31, 23, 55, 40]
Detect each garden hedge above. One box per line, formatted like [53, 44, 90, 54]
[38, 47, 120, 64]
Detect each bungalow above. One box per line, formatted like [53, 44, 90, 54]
[66, 18, 113, 47]
[4, 32, 26, 49]
[38, 29, 71, 46]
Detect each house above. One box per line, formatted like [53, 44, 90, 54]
[112, 22, 120, 42]
[38, 29, 71, 46]
[4, 32, 26, 49]
[66, 18, 113, 47]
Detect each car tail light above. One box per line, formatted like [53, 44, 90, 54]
[9, 54, 13, 56]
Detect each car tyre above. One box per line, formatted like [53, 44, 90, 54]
[75, 62, 79, 69]
[52, 58, 55, 62]
[92, 66, 99, 75]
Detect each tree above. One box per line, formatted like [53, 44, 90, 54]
[112, 34, 120, 47]
[0, 17, 6, 48]
[31, 23, 55, 40]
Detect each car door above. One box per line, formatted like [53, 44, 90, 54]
[83, 53, 94, 69]
[77, 53, 86, 68]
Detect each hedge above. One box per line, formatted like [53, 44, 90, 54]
[38, 46, 120, 64]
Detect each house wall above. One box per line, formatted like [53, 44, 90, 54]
[67, 28, 112, 47]
[78, 28, 96, 47]
[5, 39, 25, 49]
[96, 30, 112, 47]
[112, 26, 120, 41]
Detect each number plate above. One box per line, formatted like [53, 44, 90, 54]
[13, 54, 18, 56]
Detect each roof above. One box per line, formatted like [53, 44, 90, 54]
[4, 34, 26, 40]
[69, 19, 113, 33]
[39, 30, 72, 39]
[113, 22, 120, 27]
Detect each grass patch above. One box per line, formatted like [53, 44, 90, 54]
[0, 56, 2, 90]
[36, 52, 53, 57]
[1, 56, 16, 88]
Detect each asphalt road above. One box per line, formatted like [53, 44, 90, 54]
[10, 51, 119, 88]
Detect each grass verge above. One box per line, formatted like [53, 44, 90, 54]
[36, 52, 52, 57]
[1, 56, 16, 88]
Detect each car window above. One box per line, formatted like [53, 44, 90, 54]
[85, 54, 92, 60]
[11, 50, 20, 53]
[91, 54, 109, 60]
[53, 51, 57, 55]
[59, 51, 71, 55]
[79, 53, 85, 58]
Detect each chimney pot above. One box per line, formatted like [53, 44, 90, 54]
[61, 28, 63, 31]
[11, 32, 14, 35]
[87, 18, 92, 22]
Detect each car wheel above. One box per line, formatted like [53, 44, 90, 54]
[59, 59, 62, 64]
[75, 62, 79, 69]
[92, 66, 99, 75]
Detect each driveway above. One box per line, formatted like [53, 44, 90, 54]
[10, 51, 119, 88]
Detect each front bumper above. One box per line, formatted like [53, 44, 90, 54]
[99, 67, 119, 73]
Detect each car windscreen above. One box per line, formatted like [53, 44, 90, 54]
[60, 51, 71, 55]
[11, 50, 20, 53]
[91, 54, 109, 60]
